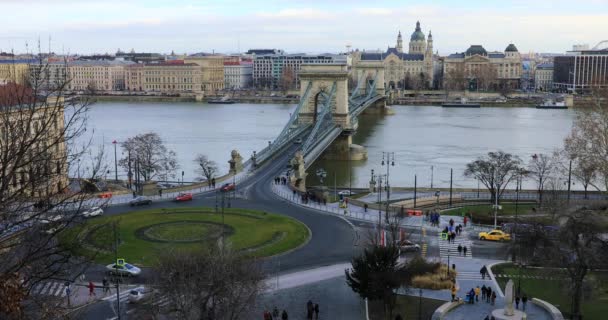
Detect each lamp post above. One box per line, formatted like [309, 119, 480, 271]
[112, 140, 118, 182]
[381, 152, 395, 224]
[493, 169, 499, 230]
[430, 165, 434, 189]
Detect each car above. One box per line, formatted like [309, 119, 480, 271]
[128, 287, 150, 303]
[396, 240, 421, 253]
[479, 230, 511, 241]
[106, 262, 141, 276]
[294, 138, 303, 144]
[82, 207, 103, 218]
[175, 193, 193, 202]
[338, 190, 354, 196]
[129, 196, 152, 206]
[220, 183, 235, 192]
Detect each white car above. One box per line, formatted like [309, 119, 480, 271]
[82, 207, 103, 218]
[338, 190, 354, 196]
[106, 263, 141, 277]
[396, 240, 421, 254]
[128, 287, 148, 303]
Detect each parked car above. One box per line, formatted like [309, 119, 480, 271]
[128, 287, 149, 303]
[174, 193, 193, 202]
[106, 262, 141, 276]
[479, 230, 511, 241]
[81, 207, 104, 218]
[129, 196, 152, 206]
[396, 240, 421, 253]
[220, 183, 235, 192]
[338, 190, 354, 196]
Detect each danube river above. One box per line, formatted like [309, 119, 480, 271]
[83, 102, 576, 188]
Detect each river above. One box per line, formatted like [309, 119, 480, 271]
[82, 102, 576, 188]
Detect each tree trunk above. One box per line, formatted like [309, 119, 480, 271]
[572, 277, 584, 320]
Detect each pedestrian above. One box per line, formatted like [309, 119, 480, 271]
[306, 300, 313, 320]
[449, 218, 454, 226]
[486, 287, 492, 303]
[264, 310, 271, 320]
[480, 265, 488, 279]
[314, 303, 319, 319]
[464, 215, 468, 227]
[282, 310, 289, 320]
[475, 286, 481, 302]
[515, 294, 520, 309]
[212, 178, 216, 188]
[522, 294, 528, 311]
[451, 285, 457, 302]
[132, 191, 136, 198]
[491, 291, 496, 305]
[364, 203, 368, 212]
[88, 281, 95, 297]
[457, 244, 462, 256]
[468, 288, 475, 304]
[102, 277, 109, 294]
[273, 307, 279, 319]
[463, 246, 468, 256]
[158, 188, 163, 197]
[481, 285, 487, 301]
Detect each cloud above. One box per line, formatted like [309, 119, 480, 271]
[255, 8, 332, 19]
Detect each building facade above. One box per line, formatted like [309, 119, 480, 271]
[252, 53, 347, 89]
[68, 61, 132, 92]
[224, 60, 253, 89]
[351, 21, 434, 89]
[0, 60, 34, 85]
[29, 63, 68, 91]
[185, 55, 225, 94]
[553, 47, 608, 92]
[125, 62, 203, 93]
[535, 63, 554, 91]
[443, 44, 522, 91]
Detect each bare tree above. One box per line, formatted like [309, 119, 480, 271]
[118, 132, 178, 182]
[464, 151, 523, 204]
[512, 206, 608, 319]
[555, 150, 597, 200]
[0, 56, 94, 319]
[193, 154, 218, 184]
[153, 246, 265, 320]
[527, 153, 554, 206]
[444, 63, 466, 92]
[279, 67, 295, 94]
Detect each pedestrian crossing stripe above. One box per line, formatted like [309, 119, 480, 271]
[421, 244, 428, 257]
[103, 290, 131, 302]
[32, 281, 69, 297]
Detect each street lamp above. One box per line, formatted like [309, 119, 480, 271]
[430, 165, 434, 189]
[112, 140, 118, 182]
[381, 152, 395, 223]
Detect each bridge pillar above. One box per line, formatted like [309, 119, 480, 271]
[321, 134, 368, 161]
[289, 151, 307, 192]
[355, 61, 386, 97]
[298, 64, 350, 128]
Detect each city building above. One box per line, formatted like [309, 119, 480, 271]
[0, 60, 35, 85]
[246, 49, 284, 56]
[116, 49, 165, 64]
[127, 62, 202, 93]
[68, 60, 133, 92]
[351, 21, 434, 89]
[443, 44, 522, 91]
[185, 54, 225, 94]
[252, 53, 347, 89]
[553, 42, 608, 92]
[535, 63, 554, 91]
[29, 62, 68, 91]
[0, 84, 69, 196]
[224, 59, 253, 89]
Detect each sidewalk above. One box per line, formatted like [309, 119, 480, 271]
[30, 280, 138, 309]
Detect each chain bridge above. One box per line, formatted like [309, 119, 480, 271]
[253, 61, 386, 191]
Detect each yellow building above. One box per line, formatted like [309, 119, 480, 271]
[0, 85, 69, 197]
[125, 64, 144, 92]
[0, 60, 33, 85]
[139, 62, 202, 93]
[68, 61, 132, 92]
[185, 55, 225, 94]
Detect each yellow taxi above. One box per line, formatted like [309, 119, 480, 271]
[478, 229, 511, 241]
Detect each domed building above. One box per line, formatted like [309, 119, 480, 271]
[443, 43, 522, 91]
[351, 21, 435, 89]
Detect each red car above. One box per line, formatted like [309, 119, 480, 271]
[220, 183, 235, 192]
[174, 193, 193, 201]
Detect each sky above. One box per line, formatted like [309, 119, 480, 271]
[1, 0, 608, 55]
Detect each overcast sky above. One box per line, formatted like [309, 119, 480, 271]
[1, 0, 607, 55]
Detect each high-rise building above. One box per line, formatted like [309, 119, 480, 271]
[553, 43, 608, 92]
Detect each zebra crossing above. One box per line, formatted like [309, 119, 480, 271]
[30, 281, 70, 297]
[103, 288, 172, 309]
[455, 271, 493, 282]
[438, 232, 473, 259]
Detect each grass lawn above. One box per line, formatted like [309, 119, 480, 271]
[491, 263, 608, 319]
[62, 207, 309, 266]
[369, 295, 446, 320]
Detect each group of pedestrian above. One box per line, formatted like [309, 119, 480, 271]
[274, 176, 287, 185]
[299, 192, 326, 205]
[457, 244, 468, 256]
[515, 293, 529, 311]
[306, 300, 320, 320]
[467, 285, 496, 305]
[428, 211, 441, 227]
[263, 307, 289, 320]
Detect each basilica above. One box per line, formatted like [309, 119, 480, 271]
[351, 21, 435, 89]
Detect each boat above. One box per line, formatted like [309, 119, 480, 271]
[536, 99, 567, 109]
[442, 97, 481, 108]
[207, 96, 236, 104]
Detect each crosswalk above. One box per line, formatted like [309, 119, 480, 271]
[438, 232, 473, 259]
[103, 288, 172, 309]
[31, 281, 69, 297]
[455, 270, 493, 282]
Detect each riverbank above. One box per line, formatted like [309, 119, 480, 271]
[81, 94, 299, 104]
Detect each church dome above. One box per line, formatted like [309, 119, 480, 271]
[505, 43, 519, 52]
[410, 21, 425, 41]
[465, 45, 488, 56]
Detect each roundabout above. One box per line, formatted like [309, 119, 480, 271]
[66, 207, 310, 265]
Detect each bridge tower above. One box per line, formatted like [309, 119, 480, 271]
[354, 61, 386, 106]
[298, 64, 350, 128]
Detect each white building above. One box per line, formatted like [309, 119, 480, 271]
[534, 63, 554, 91]
[224, 60, 253, 89]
